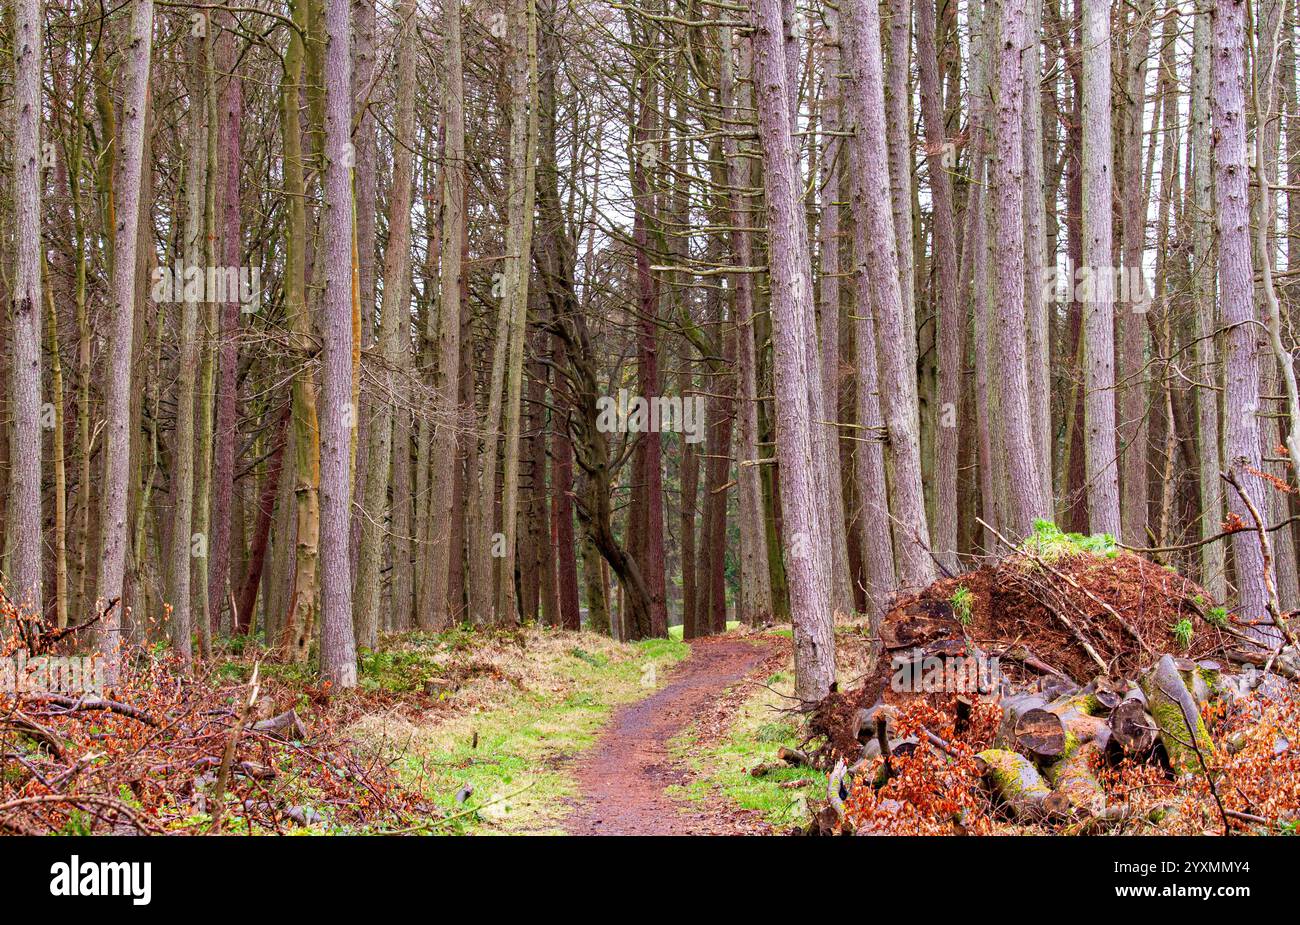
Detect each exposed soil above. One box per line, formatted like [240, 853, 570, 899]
[562, 635, 779, 835]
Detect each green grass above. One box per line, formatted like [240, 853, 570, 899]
[353, 632, 688, 834]
[668, 620, 740, 642]
[1171, 617, 1194, 650]
[950, 584, 974, 626]
[1021, 519, 1119, 561]
[668, 669, 822, 829]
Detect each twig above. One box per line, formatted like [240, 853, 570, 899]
[381, 780, 539, 834]
[977, 518, 1112, 673]
[980, 517, 1151, 660]
[1221, 471, 1299, 650]
[209, 662, 261, 833]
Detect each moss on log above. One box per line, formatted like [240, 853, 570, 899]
[1141, 654, 1216, 776]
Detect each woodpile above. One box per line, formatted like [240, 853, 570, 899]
[782, 548, 1300, 835]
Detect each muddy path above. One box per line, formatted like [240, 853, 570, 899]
[562, 635, 780, 835]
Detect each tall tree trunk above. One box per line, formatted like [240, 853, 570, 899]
[349, 0, 377, 589]
[318, 0, 358, 687]
[917, 0, 961, 571]
[10, 0, 44, 619]
[495, 0, 539, 627]
[166, 21, 210, 667]
[354, 0, 418, 649]
[1252, 0, 1300, 609]
[749, 0, 837, 703]
[722, 24, 773, 625]
[209, 20, 242, 652]
[97, 0, 154, 682]
[279, 0, 320, 665]
[815, 8, 856, 618]
[1080, 0, 1121, 536]
[423, 0, 465, 631]
[842, 0, 936, 590]
[1190, 4, 1227, 599]
[1022, 0, 1053, 509]
[990, 0, 1050, 538]
[1118, 0, 1154, 547]
[1213, 0, 1270, 633]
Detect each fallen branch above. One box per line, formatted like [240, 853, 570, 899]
[28, 693, 158, 726]
[210, 663, 261, 833]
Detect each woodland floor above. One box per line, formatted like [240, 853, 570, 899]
[561, 635, 781, 835]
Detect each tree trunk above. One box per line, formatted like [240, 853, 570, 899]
[354, 0, 417, 649]
[279, 0, 320, 666]
[1118, 0, 1154, 548]
[722, 25, 773, 625]
[917, 0, 961, 572]
[1213, 0, 1271, 633]
[1190, 5, 1227, 600]
[815, 8, 857, 619]
[749, 0, 837, 703]
[97, 0, 154, 683]
[1080, 0, 1122, 536]
[842, 0, 936, 591]
[990, 0, 1051, 539]
[318, 0, 358, 687]
[166, 22, 209, 667]
[9, 0, 44, 621]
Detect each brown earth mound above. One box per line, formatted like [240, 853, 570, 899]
[888, 549, 1227, 685]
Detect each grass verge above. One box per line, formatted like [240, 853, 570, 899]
[347, 628, 687, 834]
[668, 667, 822, 830]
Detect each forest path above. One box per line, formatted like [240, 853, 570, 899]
[561, 635, 779, 835]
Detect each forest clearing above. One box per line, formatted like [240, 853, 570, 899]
[2, 0, 1300, 890]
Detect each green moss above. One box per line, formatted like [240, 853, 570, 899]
[1142, 668, 1216, 776]
[977, 749, 1051, 800]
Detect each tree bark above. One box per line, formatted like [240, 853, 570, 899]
[990, 0, 1051, 539]
[318, 0, 358, 687]
[9, 0, 44, 621]
[97, 0, 154, 683]
[1081, 0, 1122, 536]
[842, 0, 936, 590]
[354, 0, 418, 649]
[749, 0, 837, 703]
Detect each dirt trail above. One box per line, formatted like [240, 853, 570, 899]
[562, 635, 778, 835]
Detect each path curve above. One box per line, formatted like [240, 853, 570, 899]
[562, 635, 778, 835]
